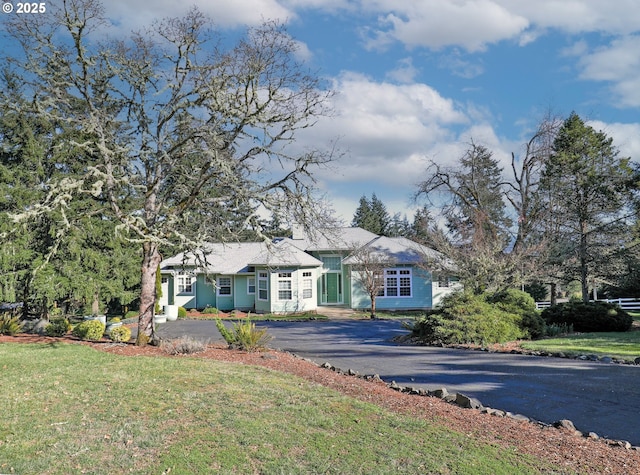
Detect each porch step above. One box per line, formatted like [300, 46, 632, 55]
[316, 306, 360, 319]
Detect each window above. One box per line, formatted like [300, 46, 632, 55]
[247, 277, 256, 295]
[381, 268, 412, 298]
[177, 272, 194, 294]
[161, 277, 168, 284]
[217, 277, 232, 296]
[437, 275, 450, 288]
[277, 271, 292, 300]
[302, 272, 313, 299]
[258, 271, 268, 301]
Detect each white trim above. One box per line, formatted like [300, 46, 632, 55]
[257, 271, 269, 301]
[277, 270, 293, 301]
[216, 276, 232, 297]
[380, 268, 412, 298]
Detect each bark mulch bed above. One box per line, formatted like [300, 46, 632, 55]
[2, 333, 639, 474]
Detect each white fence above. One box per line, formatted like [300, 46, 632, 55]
[535, 298, 640, 311]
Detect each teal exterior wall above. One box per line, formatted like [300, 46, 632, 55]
[194, 275, 216, 309]
[234, 275, 256, 311]
[349, 266, 433, 310]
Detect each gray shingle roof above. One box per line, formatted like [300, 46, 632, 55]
[291, 227, 379, 251]
[342, 236, 444, 265]
[161, 240, 321, 274]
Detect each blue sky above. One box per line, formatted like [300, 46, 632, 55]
[7, 0, 640, 222]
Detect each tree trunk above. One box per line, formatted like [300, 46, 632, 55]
[550, 282, 557, 306]
[137, 242, 162, 346]
[580, 221, 589, 303]
[91, 291, 100, 316]
[370, 294, 376, 319]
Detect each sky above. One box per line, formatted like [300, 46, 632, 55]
[7, 0, 640, 223]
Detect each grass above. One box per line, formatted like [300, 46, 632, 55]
[521, 330, 640, 360]
[0, 342, 557, 474]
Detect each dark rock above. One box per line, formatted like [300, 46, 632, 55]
[429, 387, 448, 399]
[508, 413, 530, 422]
[554, 419, 576, 431]
[599, 356, 613, 364]
[454, 393, 483, 409]
[634, 357, 640, 365]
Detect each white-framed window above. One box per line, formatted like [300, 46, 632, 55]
[177, 271, 195, 294]
[381, 268, 412, 298]
[161, 276, 168, 284]
[437, 274, 450, 288]
[302, 271, 313, 299]
[277, 271, 292, 301]
[247, 277, 256, 295]
[258, 271, 268, 301]
[217, 276, 232, 296]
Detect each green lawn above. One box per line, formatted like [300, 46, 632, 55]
[521, 330, 640, 360]
[0, 342, 557, 474]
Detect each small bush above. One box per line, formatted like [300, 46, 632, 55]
[72, 320, 105, 341]
[44, 317, 71, 337]
[109, 317, 121, 323]
[202, 306, 219, 314]
[0, 314, 23, 336]
[178, 306, 187, 319]
[215, 318, 272, 351]
[541, 301, 633, 332]
[488, 289, 546, 339]
[162, 336, 207, 355]
[408, 292, 526, 345]
[109, 325, 131, 343]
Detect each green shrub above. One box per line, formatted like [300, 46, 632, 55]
[162, 336, 207, 355]
[407, 292, 526, 345]
[541, 301, 632, 332]
[215, 318, 272, 351]
[488, 289, 546, 339]
[109, 325, 131, 343]
[44, 317, 71, 337]
[0, 314, 23, 336]
[202, 306, 219, 314]
[178, 306, 187, 319]
[109, 317, 121, 323]
[72, 320, 105, 341]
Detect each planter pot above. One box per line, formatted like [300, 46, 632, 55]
[154, 315, 167, 324]
[105, 322, 122, 334]
[164, 305, 179, 321]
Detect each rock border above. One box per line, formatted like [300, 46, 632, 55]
[309, 359, 640, 452]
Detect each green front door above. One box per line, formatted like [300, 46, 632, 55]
[322, 272, 342, 304]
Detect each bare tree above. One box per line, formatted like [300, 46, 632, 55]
[347, 245, 390, 318]
[3, 0, 335, 344]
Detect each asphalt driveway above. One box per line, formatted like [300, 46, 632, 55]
[155, 319, 640, 446]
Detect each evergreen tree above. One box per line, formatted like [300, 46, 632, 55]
[351, 193, 391, 235]
[539, 113, 636, 302]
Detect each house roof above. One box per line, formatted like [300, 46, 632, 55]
[161, 227, 450, 275]
[160, 240, 321, 275]
[342, 236, 444, 266]
[290, 227, 379, 252]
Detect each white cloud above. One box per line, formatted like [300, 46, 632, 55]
[588, 121, 640, 161]
[356, 1, 640, 57]
[365, 0, 529, 52]
[576, 35, 640, 108]
[293, 72, 512, 200]
[104, 0, 294, 33]
[505, 0, 640, 36]
[386, 57, 419, 84]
